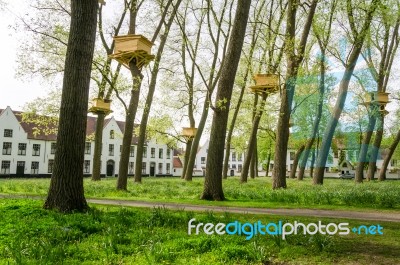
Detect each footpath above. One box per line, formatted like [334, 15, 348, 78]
[1, 194, 400, 222]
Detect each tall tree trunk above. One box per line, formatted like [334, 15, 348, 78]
[92, 112, 105, 181]
[355, 112, 376, 183]
[366, 115, 385, 180]
[290, 144, 305, 179]
[241, 93, 267, 183]
[272, 0, 318, 189]
[298, 46, 327, 181]
[184, 97, 210, 179]
[201, 0, 251, 200]
[313, 0, 379, 184]
[135, 0, 181, 183]
[116, 2, 143, 190]
[310, 149, 316, 178]
[378, 129, 400, 180]
[222, 71, 249, 179]
[182, 139, 193, 179]
[265, 151, 271, 177]
[44, 0, 98, 212]
[116, 66, 142, 190]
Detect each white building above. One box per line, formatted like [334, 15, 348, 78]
[195, 140, 245, 176]
[0, 106, 174, 177]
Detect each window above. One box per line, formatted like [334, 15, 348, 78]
[142, 162, 146, 174]
[151, 148, 155, 158]
[18, 143, 26, 155]
[129, 162, 134, 174]
[232, 164, 237, 169]
[31, 162, 39, 175]
[130, 146, 135, 157]
[238, 164, 242, 172]
[84, 160, 90, 173]
[85, 142, 91, 155]
[238, 153, 242, 162]
[110, 130, 114, 139]
[1, 161, 10, 174]
[289, 152, 295, 161]
[201, 157, 206, 164]
[2, 142, 12, 155]
[4, 129, 13, 137]
[109, 144, 114, 156]
[167, 149, 171, 159]
[48, 159, 54, 173]
[232, 152, 236, 162]
[143, 147, 147, 158]
[166, 163, 170, 174]
[32, 144, 41, 156]
[51, 143, 56, 154]
[159, 149, 163, 159]
[158, 163, 163, 174]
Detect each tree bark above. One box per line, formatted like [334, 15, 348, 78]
[44, 0, 98, 212]
[290, 144, 305, 179]
[355, 112, 376, 183]
[135, 0, 181, 183]
[92, 112, 105, 181]
[241, 93, 267, 183]
[378, 129, 400, 180]
[116, 65, 142, 190]
[272, 0, 318, 189]
[366, 115, 384, 180]
[201, 0, 251, 200]
[182, 139, 193, 179]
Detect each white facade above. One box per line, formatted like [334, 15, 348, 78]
[195, 140, 244, 176]
[0, 107, 174, 177]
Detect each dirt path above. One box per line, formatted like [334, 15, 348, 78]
[2, 194, 400, 222]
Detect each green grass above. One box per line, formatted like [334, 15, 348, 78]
[1, 177, 400, 211]
[1, 198, 399, 265]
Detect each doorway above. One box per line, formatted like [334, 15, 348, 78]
[16, 161, 25, 177]
[106, 160, 115, 177]
[150, 162, 155, 176]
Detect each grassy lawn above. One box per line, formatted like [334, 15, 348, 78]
[0, 177, 399, 211]
[1, 198, 399, 265]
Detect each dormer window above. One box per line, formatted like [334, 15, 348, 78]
[110, 130, 115, 139]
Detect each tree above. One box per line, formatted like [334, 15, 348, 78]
[272, 0, 318, 189]
[178, 0, 234, 181]
[133, 0, 183, 183]
[44, 0, 98, 212]
[201, 0, 252, 200]
[378, 129, 400, 180]
[297, 0, 337, 180]
[313, 0, 380, 185]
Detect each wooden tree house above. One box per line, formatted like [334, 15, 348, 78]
[182, 127, 197, 138]
[249, 74, 279, 94]
[370, 91, 390, 105]
[109, 35, 155, 69]
[88, 98, 112, 115]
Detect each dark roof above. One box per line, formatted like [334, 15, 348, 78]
[1, 108, 140, 143]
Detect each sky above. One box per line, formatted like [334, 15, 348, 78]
[0, 0, 48, 111]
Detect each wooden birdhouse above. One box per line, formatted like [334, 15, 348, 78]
[378, 105, 389, 116]
[182, 127, 197, 138]
[88, 98, 112, 114]
[99, 0, 106, 5]
[109, 34, 155, 69]
[249, 73, 279, 94]
[370, 91, 390, 104]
